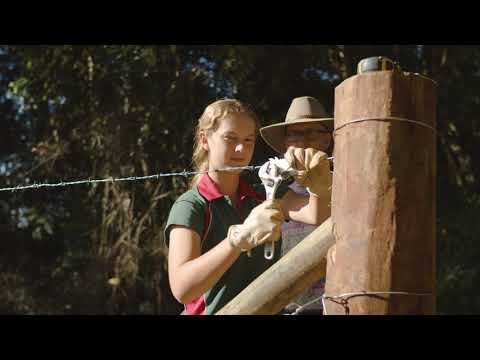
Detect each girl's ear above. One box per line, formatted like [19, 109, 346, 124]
[199, 130, 209, 151]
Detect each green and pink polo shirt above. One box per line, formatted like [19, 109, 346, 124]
[165, 173, 283, 315]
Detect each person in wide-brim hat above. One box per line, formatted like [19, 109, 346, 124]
[260, 96, 334, 315]
[260, 96, 334, 155]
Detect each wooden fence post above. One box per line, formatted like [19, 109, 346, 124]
[324, 70, 437, 314]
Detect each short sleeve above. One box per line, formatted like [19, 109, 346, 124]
[164, 199, 206, 248]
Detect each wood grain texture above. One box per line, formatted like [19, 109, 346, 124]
[325, 71, 437, 314]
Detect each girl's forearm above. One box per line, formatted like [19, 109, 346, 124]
[173, 238, 241, 304]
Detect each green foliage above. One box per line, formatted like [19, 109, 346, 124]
[0, 45, 478, 314]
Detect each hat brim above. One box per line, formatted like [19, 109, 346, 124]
[259, 118, 334, 154]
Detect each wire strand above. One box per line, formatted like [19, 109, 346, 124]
[0, 157, 335, 193]
[288, 290, 432, 315]
[0, 165, 261, 192]
[334, 116, 437, 135]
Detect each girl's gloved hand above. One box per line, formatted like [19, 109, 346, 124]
[227, 199, 284, 252]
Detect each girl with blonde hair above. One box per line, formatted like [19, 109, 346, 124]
[165, 98, 330, 315]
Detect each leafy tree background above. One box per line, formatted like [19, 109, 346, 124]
[0, 45, 478, 314]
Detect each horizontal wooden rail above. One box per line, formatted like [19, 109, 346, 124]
[216, 217, 334, 315]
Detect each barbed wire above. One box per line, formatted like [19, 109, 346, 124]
[0, 165, 262, 193]
[0, 157, 335, 193]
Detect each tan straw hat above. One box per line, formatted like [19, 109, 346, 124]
[260, 96, 334, 154]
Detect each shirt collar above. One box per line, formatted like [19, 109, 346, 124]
[197, 173, 265, 202]
[197, 173, 224, 201]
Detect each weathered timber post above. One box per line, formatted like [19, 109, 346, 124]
[324, 70, 437, 315]
[216, 217, 334, 315]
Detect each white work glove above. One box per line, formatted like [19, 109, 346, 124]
[227, 199, 284, 252]
[284, 147, 332, 197]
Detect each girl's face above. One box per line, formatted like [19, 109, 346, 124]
[284, 122, 332, 152]
[202, 113, 257, 171]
